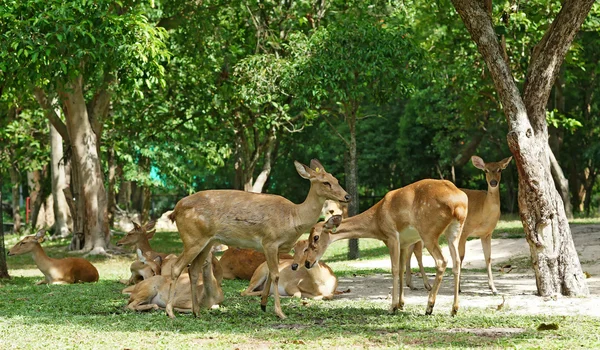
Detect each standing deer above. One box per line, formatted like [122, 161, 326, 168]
[219, 200, 339, 281]
[406, 156, 512, 294]
[301, 179, 468, 316]
[166, 159, 349, 319]
[8, 229, 99, 284]
[242, 240, 338, 300]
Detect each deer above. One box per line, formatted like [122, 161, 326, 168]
[242, 240, 338, 300]
[219, 200, 339, 281]
[405, 156, 512, 295]
[116, 220, 172, 285]
[7, 229, 99, 284]
[166, 159, 349, 319]
[125, 249, 224, 312]
[300, 179, 468, 316]
[219, 248, 293, 280]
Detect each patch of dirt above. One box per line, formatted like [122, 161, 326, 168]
[446, 327, 527, 338]
[335, 224, 600, 317]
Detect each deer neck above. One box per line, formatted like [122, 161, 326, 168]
[329, 208, 381, 243]
[295, 184, 326, 233]
[136, 240, 153, 255]
[485, 184, 501, 206]
[30, 245, 54, 274]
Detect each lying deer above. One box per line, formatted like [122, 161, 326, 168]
[406, 156, 512, 294]
[242, 240, 338, 300]
[301, 179, 468, 316]
[116, 220, 171, 285]
[125, 250, 224, 312]
[166, 159, 349, 319]
[8, 229, 99, 284]
[220, 248, 293, 280]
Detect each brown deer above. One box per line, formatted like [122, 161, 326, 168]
[166, 159, 349, 319]
[219, 248, 293, 280]
[8, 229, 99, 284]
[406, 156, 512, 294]
[301, 179, 468, 316]
[219, 200, 342, 281]
[125, 249, 224, 312]
[242, 240, 338, 300]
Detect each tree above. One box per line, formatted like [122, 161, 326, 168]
[0, 1, 168, 253]
[292, 11, 424, 258]
[0, 170, 8, 279]
[450, 0, 593, 296]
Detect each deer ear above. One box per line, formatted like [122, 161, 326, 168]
[146, 229, 156, 240]
[310, 159, 326, 173]
[132, 221, 142, 230]
[34, 229, 46, 242]
[324, 214, 343, 230]
[145, 220, 157, 231]
[294, 161, 314, 179]
[471, 156, 486, 170]
[499, 156, 513, 170]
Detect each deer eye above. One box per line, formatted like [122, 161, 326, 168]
[496, 169, 501, 173]
[323, 182, 332, 188]
[314, 235, 319, 242]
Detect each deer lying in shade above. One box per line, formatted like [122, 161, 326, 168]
[241, 240, 339, 300]
[8, 229, 99, 284]
[219, 248, 293, 281]
[125, 249, 224, 312]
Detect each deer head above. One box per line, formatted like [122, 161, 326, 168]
[295, 159, 350, 203]
[471, 156, 512, 189]
[8, 229, 46, 256]
[299, 215, 343, 270]
[117, 220, 157, 247]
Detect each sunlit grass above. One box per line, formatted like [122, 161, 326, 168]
[2, 221, 600, 349]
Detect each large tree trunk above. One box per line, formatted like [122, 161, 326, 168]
[107, 148, 118, 228]
[59, 75, 109, 254]
[346, 112, 359, 260]
[8, 166, 21, 233]
[451, 0, 591, 296]
[548, 148, 573, 219]
[251, 127, 277, 193]
[50, 121, 70, 238]
[0, 172, 9, 279]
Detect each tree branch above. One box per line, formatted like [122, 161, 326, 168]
[33, 87, 69, 141]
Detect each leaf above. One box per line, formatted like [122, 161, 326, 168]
[537, 323, 559, 331]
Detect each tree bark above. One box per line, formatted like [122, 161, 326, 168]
[107, 148, 118, 228]
[0, 172, 9, 279]
[50, 121, 70, 237]
[8, 166, 21, 233]
[548, 148, 573, 219]
[451, 0, 591, 296]
[251, 127, 277, 193]
[346, 111, 359, 260]
[59, 75, 109, 254]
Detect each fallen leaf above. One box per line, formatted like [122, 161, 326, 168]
[584, 271, 591, 278]
[292, 340, 306, 345]
[499, 264, 513, 273]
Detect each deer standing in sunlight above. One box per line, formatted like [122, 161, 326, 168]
[166, 159, 349, 319]
[8, 229, 99, 284]
[242, 240, 339, 300]
[406, 156, 512, 294]
[301, 179, 468, 316]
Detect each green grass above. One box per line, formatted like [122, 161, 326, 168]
[1, 226, 600, 349]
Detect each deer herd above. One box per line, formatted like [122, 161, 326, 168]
[7, 156, 512, 319]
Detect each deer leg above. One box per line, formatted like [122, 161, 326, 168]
[445, 220, 463, 316]
[199, 250, 223, 309]
[262, 245, 285, 319]
[481, 234, 497, 295]
[399, 245, 408, 311]
[422, 236, 447, 316]
[386, 239, 401, 313]
[189, 247, 211, 317]
[405, 243, 415, 290]
[166, 243, 206, 319]
[458, 234, 468, 293]
[414, 240, 432, 291]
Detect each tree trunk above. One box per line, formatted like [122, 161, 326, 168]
[0, 172, 10, 279]
[346, 112, 359, 260]
[107, 148, 118, 228]
[451, 0, 591, 296]
[8, 166, 21, 233]
[28, 169, 45, 229]
[50, 121, 70, 238]
[548, 148, 573, 219]
[142, 185, 151, 223]
[59, 75, 109, 254]
[251, 127, 277, 193]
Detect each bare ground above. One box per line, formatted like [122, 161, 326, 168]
[334, 224, 600, 317]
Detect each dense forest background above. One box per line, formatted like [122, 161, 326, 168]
[1, 0, 599, 238]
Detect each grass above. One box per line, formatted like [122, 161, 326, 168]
[1, 220, 600, 349]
